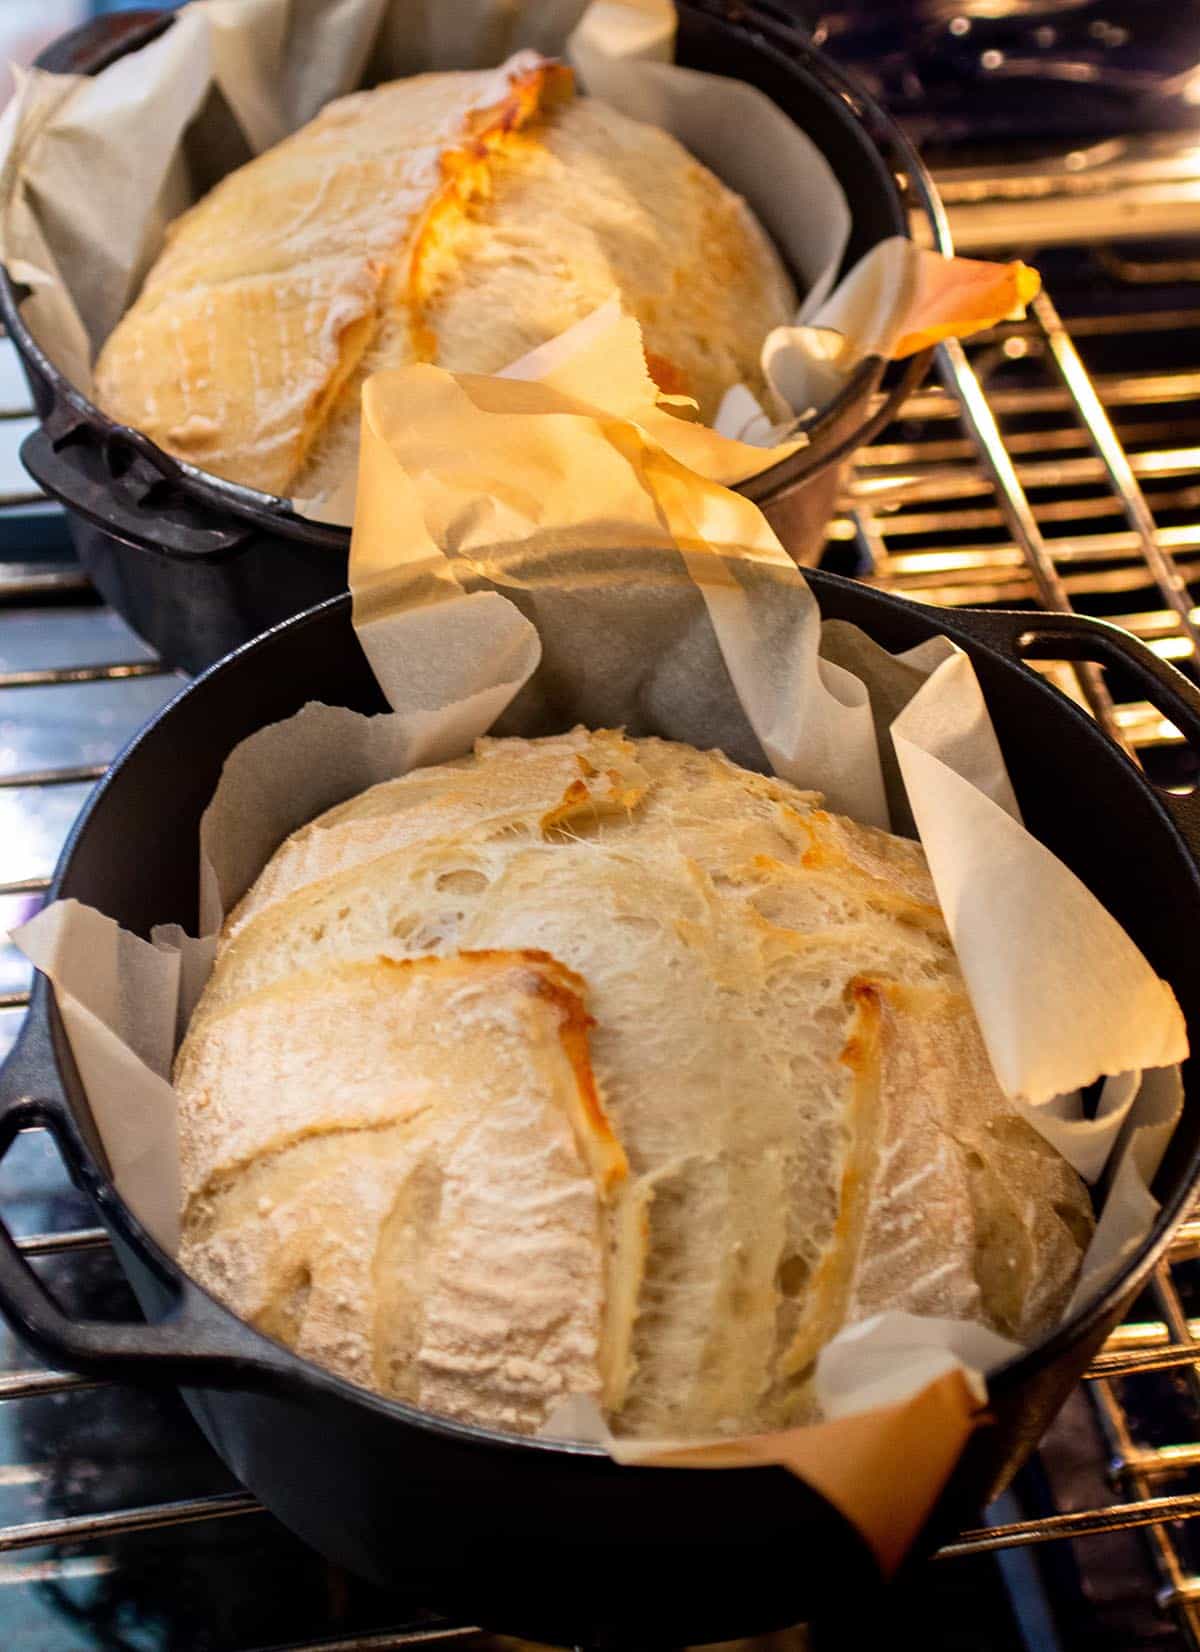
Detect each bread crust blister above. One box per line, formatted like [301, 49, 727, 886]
[176, 730, 1094, 1439]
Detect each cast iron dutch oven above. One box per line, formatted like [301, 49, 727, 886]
[0, 573, 1199, 1644]
[0, 1, 939, 673]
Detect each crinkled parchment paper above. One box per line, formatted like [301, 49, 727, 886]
[0, 0, 1036, 526]
[13, 330, 1188, 1575]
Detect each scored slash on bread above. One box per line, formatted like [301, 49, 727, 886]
[177, 949, 624, 1434]
[177, 729, 1094, 1439]
[93, 53, 796, 509]
[843, 977, 1093, 1341]
[95, 56, 566, 498]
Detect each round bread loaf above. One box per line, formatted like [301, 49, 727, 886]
[94, 53, 796, 509]
[176, 729, 1093, 1439]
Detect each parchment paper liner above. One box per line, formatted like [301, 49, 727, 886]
[0, 0, 1037, 529]
[13, 331, 1188, 1575]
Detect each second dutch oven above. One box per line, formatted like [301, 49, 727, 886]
[0, 571, 1198, 1645]
[1, 1, 935, 673]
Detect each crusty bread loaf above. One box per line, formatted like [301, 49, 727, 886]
[176, 729, 1093, 1438]
[94, 54, 795, 507]
[177, 949, 620, 1431]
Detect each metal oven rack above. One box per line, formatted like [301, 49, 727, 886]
[6, 202, 1200, 1652]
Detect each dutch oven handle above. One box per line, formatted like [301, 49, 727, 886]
[954, 607, 1200, 859]
[19, 8, 262, 565]
[33, 9, 174, 77]
[20, 422, 257, 565]
[0, 977, 300, 1391]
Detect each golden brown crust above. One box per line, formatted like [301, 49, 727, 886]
[178, 730, 1093, 1438]
[405, 62, 574, 358]
[95, 58, 566, 495]
[94, 57, 796, 504]
[177, 947, 619, 1433]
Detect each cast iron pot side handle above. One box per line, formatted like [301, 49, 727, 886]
[23, 11, 256, 567]
[33, 9, 173, 78]
[0, 991, 298, 1392]
[21, 424, 254, 564]
[960, 607, 1200, 858]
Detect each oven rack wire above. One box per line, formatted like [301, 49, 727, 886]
[4, 236, 1200, 1650]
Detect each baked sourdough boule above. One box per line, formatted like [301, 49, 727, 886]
[176, 729, 1093, 1439]
[94, 54, 796, 508]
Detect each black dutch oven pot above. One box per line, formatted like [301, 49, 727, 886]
[1, 572, 1200, 1645]
[0, 1, 938, 674]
